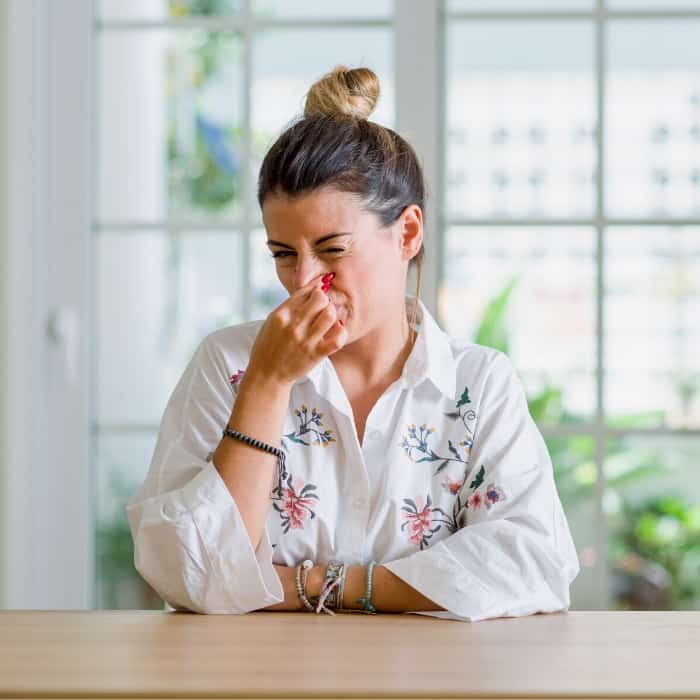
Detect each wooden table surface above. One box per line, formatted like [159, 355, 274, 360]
[1, 610, 699, 699]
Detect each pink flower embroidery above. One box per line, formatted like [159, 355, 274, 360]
[229, 369, 245, 386]
[272, 474, 319, 534]
[441, 475, 464, 495]
[400, 494, 443, 550]
[468, 490, 483, 511]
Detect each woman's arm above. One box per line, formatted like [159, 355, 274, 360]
[212, 370, 292, 553]
[261, 564, 445, 613]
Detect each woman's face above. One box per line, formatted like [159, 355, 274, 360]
[262, 186, 419, 338]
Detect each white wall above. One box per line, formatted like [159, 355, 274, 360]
[0, 0, 47, 610]
[0, 0, 92, 610]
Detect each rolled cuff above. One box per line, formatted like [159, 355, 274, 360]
[178, 462, 284, 613]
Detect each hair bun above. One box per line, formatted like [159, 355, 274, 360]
[303, 65, 380, 120]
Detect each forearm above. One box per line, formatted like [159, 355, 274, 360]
[212, 371, 292, 552]
[261, 561, 447, 613]
[309, 564, 446, 613]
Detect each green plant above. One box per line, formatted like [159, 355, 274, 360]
[609, 494, 700, 609]
[471, 275, 700, 609]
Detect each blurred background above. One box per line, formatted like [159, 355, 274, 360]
[0, 0, 698, 613]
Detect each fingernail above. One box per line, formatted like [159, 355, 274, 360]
[338, 319, 345, 327]
[321, 272, 335, 285]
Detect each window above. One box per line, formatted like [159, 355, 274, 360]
[91, 0, 700, 612]
[442, 0, 700, 611]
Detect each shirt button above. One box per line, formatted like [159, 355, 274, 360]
[352, 497, 366, 510]
[368, 429, 381, 441]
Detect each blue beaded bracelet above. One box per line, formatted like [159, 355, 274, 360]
[355, 560, 377, 614]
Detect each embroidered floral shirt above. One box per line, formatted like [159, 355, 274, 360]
[126, 296, 580, 621]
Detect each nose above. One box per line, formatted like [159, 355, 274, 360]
[292, 257, 328, 291]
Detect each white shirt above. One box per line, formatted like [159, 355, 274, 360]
[126, 295, 580, 621]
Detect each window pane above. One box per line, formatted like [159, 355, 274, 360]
[251, 28, 394, 206]
[605, 435, 700, 610]
[95, 430, 164, 610]
[441, 227, 596, 424]
[97, 30, 244, 222]
[605, 227, 700, 430]
[254, 0, 392, 19]
[251, 228, 288, 321]
[95, 231, 245, 426]
[545, 435, 603, 609]
[607, 0, 700, 9]
[606, 21, 700, 218]
[448, 0, 592, 10]
[98, 0, 242, 21]
[446, 21, 595, 219]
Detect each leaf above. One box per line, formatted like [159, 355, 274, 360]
[403, 498, 418, 511]
[444, 411, 461, 420]
[447, 440, 461, 459]
[469, 464, 485, 490]
[527, 387, 563, 423]
[473, 276, 519, 353]
[434, 460, 451, 476]
[456, 386, 471, 408]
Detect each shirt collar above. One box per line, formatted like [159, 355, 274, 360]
[401, 295, 457, 399]
[296, 294, 457, 401]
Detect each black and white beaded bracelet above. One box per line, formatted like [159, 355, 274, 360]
[222, 426, 288, 494]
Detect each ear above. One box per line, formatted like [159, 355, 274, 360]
[397, 204, 423, 263]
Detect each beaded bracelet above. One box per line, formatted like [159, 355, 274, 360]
[222, 426, 287, 495]
[355, 560, 378, 614]
[295, 559, 315, 612]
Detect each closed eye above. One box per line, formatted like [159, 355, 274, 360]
[270, 248, 345, 259]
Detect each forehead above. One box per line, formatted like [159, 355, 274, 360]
[262, 187, 369, 233]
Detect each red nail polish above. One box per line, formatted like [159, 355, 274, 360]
[321, 272, 335, 294]
[338, 319, 344, 327]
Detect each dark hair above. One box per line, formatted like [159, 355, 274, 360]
[256, 65, 426, 321]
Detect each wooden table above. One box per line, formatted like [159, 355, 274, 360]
[1, 610, 699, 699]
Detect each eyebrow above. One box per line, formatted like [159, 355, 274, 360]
[266, 233, 352, 250]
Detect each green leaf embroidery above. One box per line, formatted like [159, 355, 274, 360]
[456, 386, 471, 408]
[469, 464, 485, 490]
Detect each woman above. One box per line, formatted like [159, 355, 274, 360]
[126, 65, 580, 621]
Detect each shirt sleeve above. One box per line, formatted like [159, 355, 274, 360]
[381, 350, 581, 622]
[125, 333, 284, 614]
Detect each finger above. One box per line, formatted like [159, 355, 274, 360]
[305, 297, 337, 343]
[318, 320, 347, 357]
[273, 274, 326, 324]
[293, 287, 333, 336]
[289, 273, 327, 305]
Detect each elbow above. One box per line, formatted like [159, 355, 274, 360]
[130, 523, 282, 615]
[131, 534, 249, 614]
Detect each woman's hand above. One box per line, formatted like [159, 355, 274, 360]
[244, 273, 347, 388]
